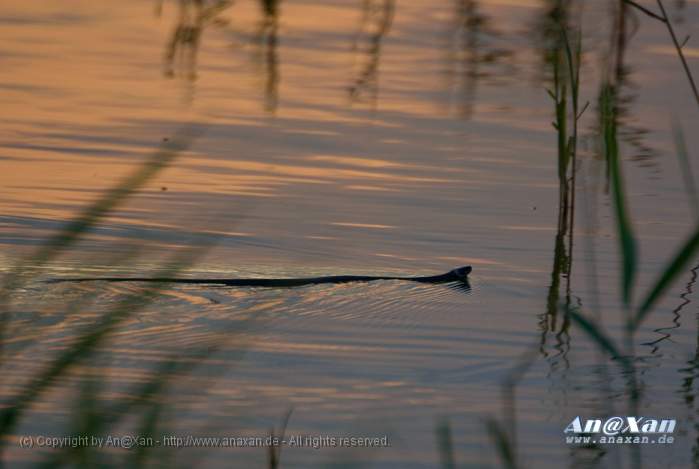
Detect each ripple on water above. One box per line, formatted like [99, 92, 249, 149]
[6, 265, 475, 339]
[3, 265, 507, 469]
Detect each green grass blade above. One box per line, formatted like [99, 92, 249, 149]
[634, 226, 699, 328]
[435, 418, 456, 469]
[268, 408, 294, 469]
[0, 248, 203, 439]
[485, 418, 517, 469]
[37, 335, 239, 468]
[569, 307, 632, 374]
[599, 84, 637, 307]
[556, 85, 569, 180]
[126, 391, 165, 469]
[672, 118, 699, 218]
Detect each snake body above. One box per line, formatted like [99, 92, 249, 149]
[49, 266, 472, 288]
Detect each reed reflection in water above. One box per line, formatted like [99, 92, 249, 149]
[158, 0, 279, 111]
[254, 0, 280, 113]
[348, 0, 394, 108]
[443, 0, 511, 119]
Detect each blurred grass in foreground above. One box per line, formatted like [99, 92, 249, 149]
[0, 125, 259, 468]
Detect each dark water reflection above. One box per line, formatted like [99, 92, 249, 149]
[1, 0, 699, 467]
[444, 0, 513, 119]
[348, 0, 394, 108]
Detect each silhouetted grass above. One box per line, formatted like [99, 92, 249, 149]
[485, 419, 517, 469]
[672, 119, 699, 217]
[0, 249, 199, 440]
[635, 228, 699, 327]
[435, 417, 456, 469]
[0, 125, 227, 468]
[541, 13, 583, 344]
[623, 0, 698, 107]
[485, 344, 538, 469]
[568, 307, 633, 375]
[267, 408, 293, 469]
[599, 84, 637, 309]
[592, 81, 699, 334]
[35, 328, 250, 468]
[491, 2, 698, 465]
[0, 127, 203, 360]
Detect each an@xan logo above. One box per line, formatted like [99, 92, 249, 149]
[564, 417, 676, 445]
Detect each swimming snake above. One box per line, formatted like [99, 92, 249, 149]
[48, 266, 472, 289]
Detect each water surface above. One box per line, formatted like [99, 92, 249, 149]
[2, 0, 699, 467]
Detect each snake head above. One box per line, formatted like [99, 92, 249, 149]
[451, 266, 472, 280]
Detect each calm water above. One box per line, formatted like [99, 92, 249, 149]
[2, 0, 699, 467]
